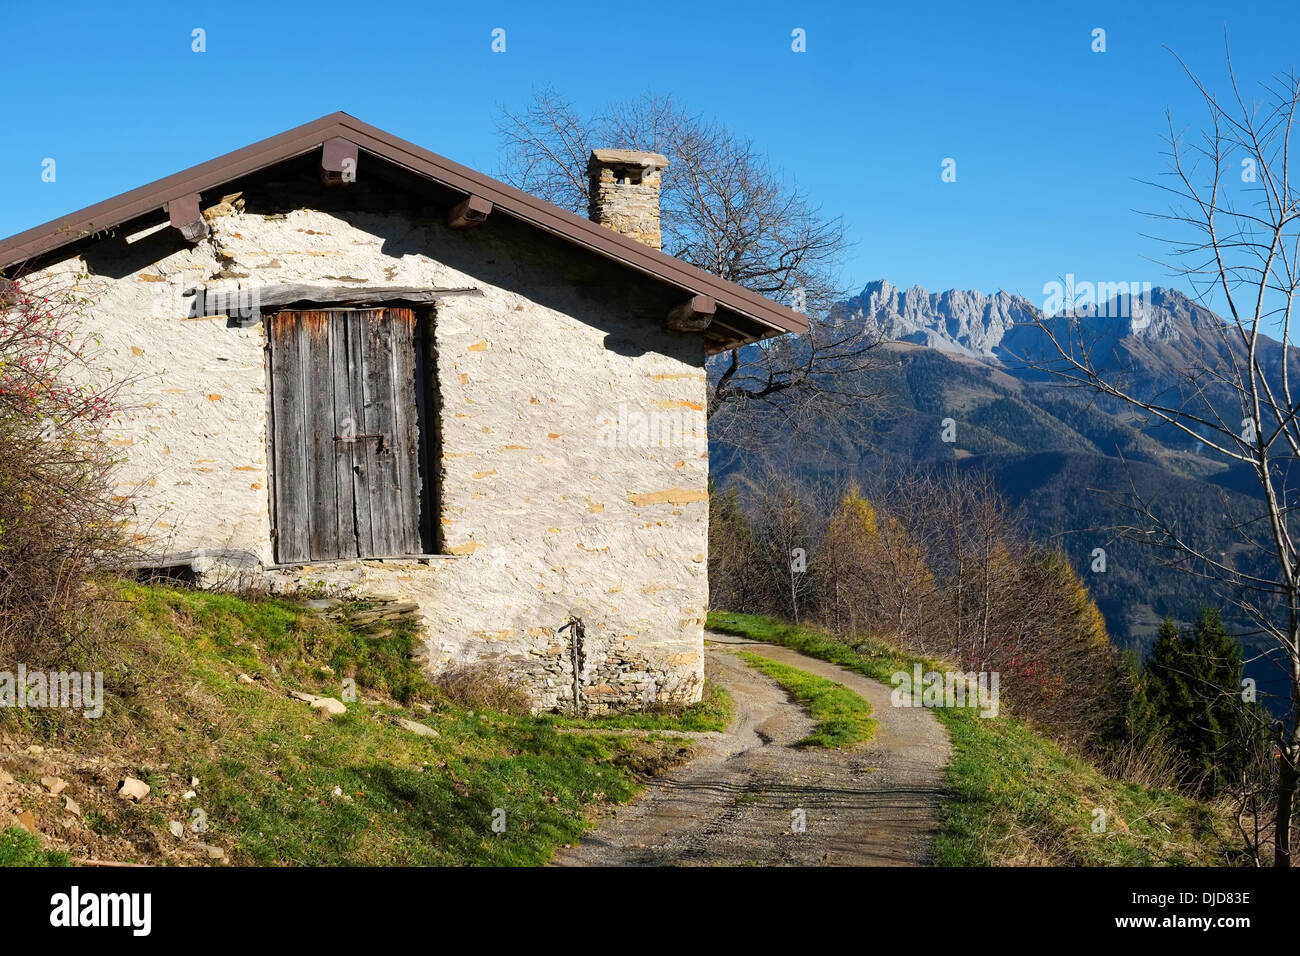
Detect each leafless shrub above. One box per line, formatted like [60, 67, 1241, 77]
[432, 660, 532, 715]
[1099, 729, 1186, 791]
[0, 272, 133, 668]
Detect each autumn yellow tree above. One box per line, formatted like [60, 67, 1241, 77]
[821, 485, 935, 648]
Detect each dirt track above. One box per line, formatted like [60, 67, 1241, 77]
[551, 632, 952, 866]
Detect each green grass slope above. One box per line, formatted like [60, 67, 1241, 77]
[1, 583, 724, 866]
[735, 652, 876, 747]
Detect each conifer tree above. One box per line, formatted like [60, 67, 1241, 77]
[1136, 611, 1263, 795]
[1184, 608, 1258, 794]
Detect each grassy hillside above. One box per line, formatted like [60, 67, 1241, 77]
[0, 583, 728, 866]
[707, 611, 1241, 866]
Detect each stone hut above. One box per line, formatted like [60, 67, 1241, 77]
[0, 113, 806, 712]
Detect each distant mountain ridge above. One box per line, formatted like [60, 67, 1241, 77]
[837, 278, 1236, 362]
[838, 279, 1040, 358]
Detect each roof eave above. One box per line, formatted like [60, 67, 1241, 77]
[0, 112, 809, 343]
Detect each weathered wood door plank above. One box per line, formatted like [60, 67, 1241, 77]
[387, 308, 423, 556]
[329, 313, 360, 559]
[270, 312, 310, 563]
[303, 311, 341, 559]
[344, 310, 378, 558]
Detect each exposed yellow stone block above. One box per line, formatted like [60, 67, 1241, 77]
[448, 541, 484, 555]
[627, 488, 708, 506]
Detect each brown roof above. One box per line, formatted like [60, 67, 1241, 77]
[0, 112, 808, 347]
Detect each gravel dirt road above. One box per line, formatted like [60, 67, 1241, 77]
[551, 631, 952, 866]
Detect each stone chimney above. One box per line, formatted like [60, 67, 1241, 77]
[587, 149, 669, 250]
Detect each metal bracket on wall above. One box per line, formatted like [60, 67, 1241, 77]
[558, 615, 586, 716]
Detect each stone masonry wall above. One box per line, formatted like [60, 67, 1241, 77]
[33, 175, 709, 713]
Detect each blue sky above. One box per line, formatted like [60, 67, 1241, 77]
[2, 0, 1297, 307]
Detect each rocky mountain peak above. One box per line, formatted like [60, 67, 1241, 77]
[841, 279, 1041, 359]
[843, 279, 1234, 360]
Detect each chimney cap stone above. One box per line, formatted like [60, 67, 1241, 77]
[588, 148, 670, 171]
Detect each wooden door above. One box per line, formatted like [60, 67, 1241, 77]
[269, 308, 423, 562]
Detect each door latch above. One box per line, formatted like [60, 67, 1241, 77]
[335, 433, 387, 453]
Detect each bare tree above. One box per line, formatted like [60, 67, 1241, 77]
[1019, 48, 1300, 865]
[1224, 702, 1281, 865]
[708, 481, 764, 614]
[745, 470, 823, 624]
[914, 469, 1024, 666]
[497, 88, 883, 437]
